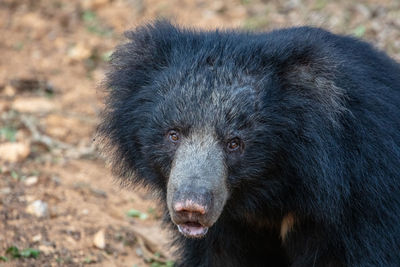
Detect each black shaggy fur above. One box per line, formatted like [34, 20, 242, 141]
[98, 21, 400, 266]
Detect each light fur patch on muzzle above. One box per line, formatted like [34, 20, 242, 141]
[167, 130, 229, 238]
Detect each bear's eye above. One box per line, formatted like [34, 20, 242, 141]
[168, 130, 180, 143]
[227, 138, 241, 152]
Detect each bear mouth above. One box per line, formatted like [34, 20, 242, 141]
[177, 222, 209, 238]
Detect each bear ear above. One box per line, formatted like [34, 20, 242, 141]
[272, 40, 347, 123]
[105, 20, 177, 94]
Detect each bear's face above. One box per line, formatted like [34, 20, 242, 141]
[138, 69, 270, 238]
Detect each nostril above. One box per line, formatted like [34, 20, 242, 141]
[173, 200, 206, 215]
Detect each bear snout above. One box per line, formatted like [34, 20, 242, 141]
[171, 190, 213, 225]
[166, 132, 229, 238]
[169, 191, 216, 238]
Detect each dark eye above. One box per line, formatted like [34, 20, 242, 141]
[168, 130, 180, 143]
[227, 138, 241, 152]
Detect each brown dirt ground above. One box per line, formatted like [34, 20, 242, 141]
[0, 0, 399, 266]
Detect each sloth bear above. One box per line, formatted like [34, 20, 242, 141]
[98, 21, 400, 266]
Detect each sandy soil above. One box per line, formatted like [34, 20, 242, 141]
[0, 0, 399, 266]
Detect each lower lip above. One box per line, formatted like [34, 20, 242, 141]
[177, 222, 209, 238]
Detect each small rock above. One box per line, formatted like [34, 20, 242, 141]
[26, 200, 49, 217]
[93, 229, 106, 249]
[12, 97, 55, 113]
[38, 245, 54, 255]
[90, 188, 107, 198]
[0, 142, 30, 163]
[82, 0, 111, 9]
[3, 84, 16, 97]
[66, 236, 77, 245]
[82, 209, 89, 215]
[25, 176, 39, 186]
[0, 187, 11, 195]
[135, 247, 143, 257]
[67, 43, 92, 62]
[32, 234, 42, 242]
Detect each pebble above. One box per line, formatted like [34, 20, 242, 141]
[12, 97, 55, 113]
[32, 234, 42, 242]
[93, 229, 106, 249]
[26, 200, 49, 217]
[0, 142, 30, 163]
[38, 245, 54, 255]
[0, 187, 11, 195]
[24, 176, 39, 186]
[82, 0, 111, 10]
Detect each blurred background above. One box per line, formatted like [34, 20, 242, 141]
[0, 0, 399, 266]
